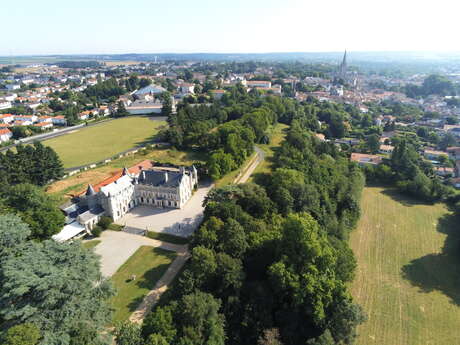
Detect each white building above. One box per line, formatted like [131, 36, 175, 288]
[0, 128, 13, 142]
[0, 113, 14, 123]
[55, 164, 199, 240]
[0, 100, 12, 110]
[51, 115, 67, 125]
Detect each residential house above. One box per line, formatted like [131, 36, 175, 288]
[350, 153, 383, 166]
[0, 100, 12, 110]
[14, 115, 38, 123]
[33, 122, 53, 130]
[423, 149, 448, 160]
[179, 83, 195, 94]
[0, 128, 12, 143]
[210, 90, 225, 100]
[51, 115, 67, 126]
[0, 113, 14, 124]
[246, 80, 272, 88]
[379, 145, 394, 154]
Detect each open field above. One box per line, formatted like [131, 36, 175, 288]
[46, 146, 206, 203]
[350, 186, 460, 345]
[109, 246, 176, 323]
[42, 116, 166, 168]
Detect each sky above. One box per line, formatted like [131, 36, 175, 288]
[1, 0, 459, 55]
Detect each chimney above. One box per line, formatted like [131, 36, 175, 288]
[164, 172, 168, 183]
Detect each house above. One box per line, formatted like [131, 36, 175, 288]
[51, 115, 67, 126]
[0, 128, 12, 142]
[246, 80, 272, 88]
[379, 145, 394, 154]
[98, 105, 110, 116]
[53, 162, 199, 241]
[0, 113, 14, 123]
[0, 100, 12, 110]
[450, 177, 460, 189]
[5, 84, 20, 91]
[180, 83, 195, 94]
[14, 115, 37, 123]
[37, 116, 53, 123]
[210, 90, 225, 100]
[447, 147, 460, 160]
[350, 153, 383, 166]
[33, 122, 53, 130]
[126, 100, 163, 114]
[423, 149, 448, 160]
[78, 111, 90, 120]
[434, 166, 454, 177]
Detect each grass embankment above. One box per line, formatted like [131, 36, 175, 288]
[350, 186, 460, 345]
[146, 231, 190, 245]
[82, 240, 101, 250]
[43, 116, 166, 168]
[110, 246, 176, 323]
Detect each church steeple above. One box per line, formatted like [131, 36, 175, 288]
[338, 50, 348, 78]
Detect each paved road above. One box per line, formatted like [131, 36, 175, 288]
[91, 230, 186, 277]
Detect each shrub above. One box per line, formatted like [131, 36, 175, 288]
[98, 216, 113, 230]
[92, 226, 103, 237]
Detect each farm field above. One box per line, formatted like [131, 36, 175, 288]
[42, 116, 166, 168]
[350, 186, 460, 345]
[109, 246, 176, 323]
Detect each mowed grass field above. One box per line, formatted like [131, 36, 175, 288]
[350, 186, 460, 345]
[110, 246, 176, 323]
[43, 116, 166, 168]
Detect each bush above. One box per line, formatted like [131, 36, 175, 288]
[92, 226, 103, 237]
[98, 216, 113, 230]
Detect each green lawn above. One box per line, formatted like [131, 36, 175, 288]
[350, 186, 460, 345]
[109, 246, 176, 323]
[82, 240, 100, 250]
[43, 116, 166, 168]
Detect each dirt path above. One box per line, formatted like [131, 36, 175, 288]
[234, 146, 265, 184]
[129, 247, 190, 323]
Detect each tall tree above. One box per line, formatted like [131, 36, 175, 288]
[0, 239, 114, 345]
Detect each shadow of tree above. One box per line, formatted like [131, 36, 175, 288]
[380, 188, 434, 207]
[401, 212, 460, 305]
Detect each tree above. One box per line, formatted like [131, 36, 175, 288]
[3, 184, 65, 240]
[160, 92, 173, 117]
[142, 306, 177, 343]
[258, 329, 283, 345]
[115, 101, 129, 117]
[174, 292, 225, 345]
[365, 134, 380, 153]
[440, 132, 457, 150]
[0, 214, 30, 260]
[145, 334, 170, 345]
[115, 322, 143, 345]
[0, 240, 114, 345]
[2, 323, 40, 345]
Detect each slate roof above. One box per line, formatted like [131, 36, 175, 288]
[138, 170, 184, 187]
[78, 205, 105, 223]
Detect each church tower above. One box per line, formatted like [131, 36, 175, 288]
[339, 50, 347, 78]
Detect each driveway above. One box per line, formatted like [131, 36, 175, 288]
[115, 183, 212, 238]
[93, 230, 187, 277]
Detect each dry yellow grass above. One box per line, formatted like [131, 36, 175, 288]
[350, 186, 460, 345]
